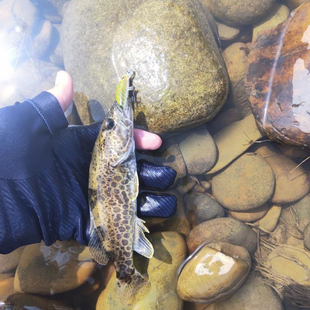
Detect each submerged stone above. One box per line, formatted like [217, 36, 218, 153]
[62, 0, 228, 133]
[246, 2, 310, 149]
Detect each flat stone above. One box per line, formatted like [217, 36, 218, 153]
[199, 0, 276, 26]
[186, 217, 257, 254]
[212, 153, 275, 211]
[177, 125, 217, 174]
[96, 232, 186, 310]
[229, 203, 269, 222]
[62, 0, 229, 133]
[253, 205, 282, 233]
[255, 145, 310, 204]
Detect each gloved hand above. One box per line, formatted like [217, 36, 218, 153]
[0, 72, 177, 254]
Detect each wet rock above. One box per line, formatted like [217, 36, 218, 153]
[229, 203, 269, 222]
[194, 184, 206, 193]
[200, 0, 276, 26]
[177, 242, 250, 304]
[270, 224, 287, 244]
[201, 181, 211, 191]
[284, 0, 308, 9]
[254, 205, 282, 233]
[14, 241, 96, 294]
[291, 194, 310, 232]
[223, 42, 251, 117]
[206, 114, 263, 174]
[208, 108, 243, 135]
[0, 59, 61, 108]
[188, 193, 225, 223]
[177, 176, 196, 195]
[1, 293, 73, 310]
[206, 274, 284, 310]
[0, 247, 24, 273]
[279, 206, 303, 242]
[277, 145, 310, 158]
[0, 277, 15, 297]
[255, 145, 309, 204]
[49, 24, 64, 67]
[246, 2, 310, 150]
[96, 232, 186, 310]
[216, 22, 240, 41]
[32, 19, 53, 58]
[212, 153, 275, 211]
[304, 222, 310, 250]
[177, 125, 217, 174]
[186, 217, 257, 254]
[62, 0, 229, 133]
[73, 92, 94, 125]
[252, 3, 290, 42]
[267, 245, 310, 285]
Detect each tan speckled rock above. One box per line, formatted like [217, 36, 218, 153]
[200, 0, 276, 26]
[291, 193, 310, 232]
[96, 232, 186, 310]
[186, 217, 257, 254]
[252, 3, 290, 42]
[207, 114, 263, 174]
[206, 274, 284, 310]
[284, 0, 308, 9]
[254, 205, 282, 233]
[223, 42, 251, 117]
[0, 277, 14, 297]
[216, 22, 240, 41]
[0, 247, 24, 273]
[229, 203, 269, 222]
[212, 153, 275, 211]
[14, 241, 96, 294]
[177, 242, 250, 304]
[62, 0, 228, 133]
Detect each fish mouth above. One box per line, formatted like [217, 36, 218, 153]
[114, 100, 134, 127]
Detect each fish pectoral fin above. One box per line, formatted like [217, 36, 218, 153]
[111, 140, 133, 167]
[134, 218, 154, 259]
[89, 225, 110, 265]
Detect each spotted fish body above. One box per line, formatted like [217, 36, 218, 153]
[88, 71, 153, 301]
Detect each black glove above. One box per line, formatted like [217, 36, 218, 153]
[0, 92, 176, 254]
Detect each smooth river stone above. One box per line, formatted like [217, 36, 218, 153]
[253, 205, 282, 233]
[291, 193, 310, 232]
[304, 222, 310, 250]
[212, 153, 275, 211]
[14, 241, 96, 294]
[245, 2, 310, 150]
[62, 0, 228, 133]
[96, 232, 186, 310]
[0, 247, 24, 273]
[199, 0, 276, 27]
[177, 125, 217, 174]
[177, 242, 250, 304]
[206, 114, 263, 175]
[255, 145, 310, 204]
[229, 203, 269, 222]
[186, 217, 257, 254]
[205, 274, 284, 310]
[216, 22, 240, 41]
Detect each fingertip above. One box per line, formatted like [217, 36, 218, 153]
[134, 129, 162, 150]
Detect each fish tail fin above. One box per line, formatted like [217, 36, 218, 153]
[116, 271, 151, 304]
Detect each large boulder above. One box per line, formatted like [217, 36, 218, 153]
[62, 0, 229, 133]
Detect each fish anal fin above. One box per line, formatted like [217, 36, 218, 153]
[89, 226, 110, 265]
[134, 218, 154, 259]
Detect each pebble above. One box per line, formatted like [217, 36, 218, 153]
[304, 222, 310, 250]
[216, 22, 240, 41]
[223, 42, 251, 117]
[177, 242, 250, 304]
[62, 0, 229, 133]
[252, 3, 290, 42]
[177, 125, 217, 174]
[199, 0, 276, 26]
[212, 153, 275, 211]
[206, 114, 263, 174]
[187, 193, 225, 223]
[255, 145, 309, 204]
[206, 274, 284, 310]
[186, 217, 257, 254]
[0, 247, 24, 273]
[14, 241, 96, 294]
[290, 193, 310, 232]
[253, 205, 282, 233]
[229, 203, 269, 222]
[246, 2, 310, 150]
[96, 232, 186, 310]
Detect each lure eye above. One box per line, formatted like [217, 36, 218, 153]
[105, 118, 115, 130]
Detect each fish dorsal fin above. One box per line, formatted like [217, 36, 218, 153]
[89, 219, 110, 265]
[134, 218, 154, 259]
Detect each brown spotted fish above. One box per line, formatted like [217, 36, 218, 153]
[88, 70, 154, 301]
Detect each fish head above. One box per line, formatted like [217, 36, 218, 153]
[98, 99, 134, 165]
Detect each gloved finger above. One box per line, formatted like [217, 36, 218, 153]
[137, 192, 177, 218]
[137, 160, 177, 190]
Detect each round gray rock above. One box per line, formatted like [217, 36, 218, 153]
[212, 153, 275, 211]
[62, 0, 229, 133]
[200, 0, 277, 27]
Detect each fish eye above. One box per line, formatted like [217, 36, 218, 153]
[105, 118, 115, 130]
